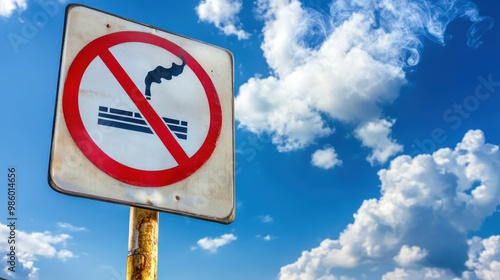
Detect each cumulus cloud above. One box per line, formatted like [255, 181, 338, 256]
[0, 224, 75, 279]
[311, 147, 342, 169]
[355, 119, 403, 165]
[380, 238, 500, 280]
[0, 0, 27, 17]
[463, 236, 500, 280]
[235, 0, 492, 154]
[196, 233, 237, 253]
[394, 245, 428, 267]
[195, 0, 250, 39]
[279, 130, 500, 279]
[382, 267, 458, 280]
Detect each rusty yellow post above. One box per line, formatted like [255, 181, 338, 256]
[126, 207, 159, 280]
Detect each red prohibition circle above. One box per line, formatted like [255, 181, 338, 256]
[63, 31, 222, 187]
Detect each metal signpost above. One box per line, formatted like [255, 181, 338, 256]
[49, 4, 234, 279]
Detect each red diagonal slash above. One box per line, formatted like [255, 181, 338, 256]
[98, 48, 190, 165]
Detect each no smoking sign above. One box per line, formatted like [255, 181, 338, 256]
[49, 5, 234, 223]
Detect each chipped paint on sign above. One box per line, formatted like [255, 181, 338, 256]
[48, 5, 234, 224]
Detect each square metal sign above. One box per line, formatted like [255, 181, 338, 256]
[49, 5, 234, 224]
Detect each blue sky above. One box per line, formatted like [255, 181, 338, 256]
[1, 0, 500, 279]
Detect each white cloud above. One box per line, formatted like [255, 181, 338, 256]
[235, 0, 492, 153]
[380, 239, 500, 280]
[382, 267, 458, 280]
[355, 119, 403, 165]
[195, 0, 250, 39]
[311, 147, 342, 169]
[394, 245, 428, 267]
[260, 215, 273, 223]
[254, 0, 314, 77]
[196, 233, 237, 253]
[0, 224, 75, 279]
[463, 236, 500, 280]
[0, 0, 27, 17]
[279, 130, 500, 279]
[278, 239, 356, 279]
[57, 250, 75, 262]
[57, 222, 88, 232]
[256, 234, 274, 241]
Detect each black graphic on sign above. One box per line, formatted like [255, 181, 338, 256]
[97, 60, 188, 139]
[97, 106, 188, 139]
[144, 59, 186, 100]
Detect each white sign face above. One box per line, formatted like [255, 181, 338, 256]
[49, 5, 234, 224]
